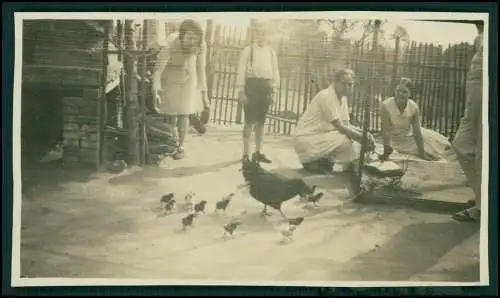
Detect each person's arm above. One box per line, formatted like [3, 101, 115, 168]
[235, 46, 250, 96]
[196, 41, 208, 92]
[270, 47, 280, 92]
[196, 40, 209, 108]
[318, 95, 363, 143]
[152, 34, 176, 93]
[333, 120, 364, 143]
[411, 106, 426, 157]
[380, 103, 393, 148]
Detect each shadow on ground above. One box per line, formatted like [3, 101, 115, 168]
[21, 161, 98, 199]
[108, 160, 241, 185]
[21, 195, 140, 278]
[266, 166, 471, 215]
[275, 221, 479, 282]
[334, 221, 480, 281]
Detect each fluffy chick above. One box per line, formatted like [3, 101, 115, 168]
[194, 200, 208, 214]
[223, 221, 241, 238]
[164, 199, 176, 214]
[182, 213, 197, 229]
[161, 193, 174, 203]
[185, 192, 196, 211]
[215, 193, 235, 213]
[307, 192, 324, 207]
[288, 216, 305, 227]
[281, 225, 297, 241]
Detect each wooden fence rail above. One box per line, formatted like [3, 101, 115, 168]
[204, 23, 474, 140]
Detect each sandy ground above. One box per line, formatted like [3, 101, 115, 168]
[18, 124, 481, 283]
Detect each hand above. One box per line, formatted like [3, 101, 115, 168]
[238, 90, 247, 104]
[201, 91, 210, 110]
[367, 132, 376, 149]
[155, 89, 162, 106]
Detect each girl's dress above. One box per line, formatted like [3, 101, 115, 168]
[153, 32, 208, 116]
[381, 97, 451, 160]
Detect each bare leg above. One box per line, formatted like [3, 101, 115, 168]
[177, 115, 189, 149]
[243, 122, 254, 158]
[255, 122, 264, 153]
[170, 115, 188, 160]
[168, 115, 179, 142]
[253, 121, 272, 163]
[452, 77, 482, 221]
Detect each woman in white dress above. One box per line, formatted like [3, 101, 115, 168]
[152, 20, 209, 160]
[293, 69, 375, 174]
[380, 78, 452, 161]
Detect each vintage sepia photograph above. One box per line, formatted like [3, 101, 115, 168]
[11, 11, 490, 287]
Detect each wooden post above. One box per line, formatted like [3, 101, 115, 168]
[116, 20, 124, 62]
[205, 20, 214, 106]
[235, 25, 251, 124]
[302, 41, 312, 113]
[124, 20, 140, 166]
[139, 20, 149, 165]
[97, 20, 112, 170]
[392, 35, 401, 87]
[355, 19, 381, 193]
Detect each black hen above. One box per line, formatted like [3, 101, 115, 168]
[241, 158, 316, 220]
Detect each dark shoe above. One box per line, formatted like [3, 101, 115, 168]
[452, 208, 480, 223]
[302, 162, 331, 174]
[173, 148, 185, 160]
[252, 152, 272, 164]
[466, 200, 476, 208]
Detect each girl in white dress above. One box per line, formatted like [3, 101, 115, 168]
[380, 78, 452, 161]
[152, 20, 209, 160]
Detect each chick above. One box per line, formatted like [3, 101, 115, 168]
[281, 225, 297, 242]
[194, 200, 208, 214]
[215, 193, 235, 213]
[223, 221, 241, 238]
[185, 192, 196, 211]
[307, 192, 325, 207]
[164, 199, 176, 215]
[288, 216, 305, 227]
[160, 193, 174, 204]
[182, 213, 197, 229]
[160, 193, 175, 210]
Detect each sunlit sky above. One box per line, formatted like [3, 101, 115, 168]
[147, 13, 479, 47]
[211, 18, 478, 46]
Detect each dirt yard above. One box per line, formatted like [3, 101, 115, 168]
[17, 124, 481, 284]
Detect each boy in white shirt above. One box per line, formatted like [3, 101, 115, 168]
[235, 21, 280, 164]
